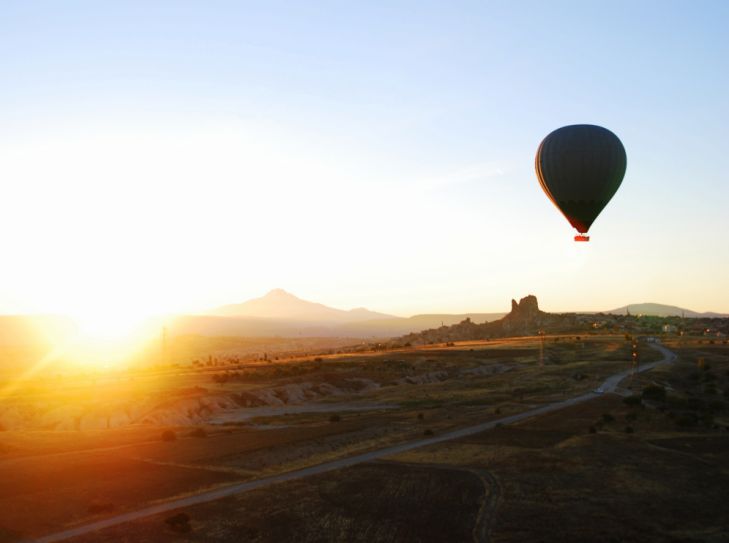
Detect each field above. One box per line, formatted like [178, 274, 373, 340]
[1, 335, 727, 542]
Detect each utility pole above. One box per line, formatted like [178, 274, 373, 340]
[630, 340, 638, 387]
[538, 330, 545, 367]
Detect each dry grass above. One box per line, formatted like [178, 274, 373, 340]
[4, 335, 718, 542]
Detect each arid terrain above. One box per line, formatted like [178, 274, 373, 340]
[1, 332, 727, 542]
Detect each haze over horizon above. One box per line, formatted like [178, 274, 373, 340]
[3, 287, 727, 322]
[2, 2, 728, 331]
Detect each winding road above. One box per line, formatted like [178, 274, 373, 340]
[32, 343, 676, 543]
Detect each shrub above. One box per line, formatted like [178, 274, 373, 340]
[588, 426, 597, 434]
[642, 385, 666, 402]
[625, 411, 638, 422]
[329, 414, 341, 423]
[189, 428, 207, 438]
[165, 513, 191, 533]
[623, 395, 642, 407]
[675, 414, 698, 427]
[423, 428, 434, 436]
[687, 397, 705, 410]
[417, 412, 424, 420]
[624, 426, 634, 434]
[700, 413, 715, 427]
[161, 430, 176, 442]
[601, 413, 615, 423]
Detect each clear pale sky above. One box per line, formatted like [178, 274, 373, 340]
[1, 1, 728, 324]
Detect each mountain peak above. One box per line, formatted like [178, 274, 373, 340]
[264, 288, 296, 299]
[208, 290, 396, 322]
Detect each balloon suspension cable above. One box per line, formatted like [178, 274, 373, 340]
[574, 234, 590, 242]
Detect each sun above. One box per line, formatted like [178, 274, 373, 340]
[62, 308, 162, 367]
[72, 310, 147, 342]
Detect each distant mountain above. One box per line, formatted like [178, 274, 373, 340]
[209, 289, 395, 323]
[172, 289, 506, 339]
[602, 303, 728, 319]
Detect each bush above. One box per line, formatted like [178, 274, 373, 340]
[189, 428, 207, 438]
[687, 397, 705, 410]
[642, 385, 666, 402]
[161, 430, 176, 442]
[625, 411, 638, 422]
[623, 395, 642, 407]
[329, 414, 341, 423]
[588, 426, 597, 434]
[423, 428, 434, 436]
[675, 413, 698, 427]
[601, 413, 615, 423]
[165, 513, 191, 533]
[417, 412, 424, 420]
[624, 426, 634, 434]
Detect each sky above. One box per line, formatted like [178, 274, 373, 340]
[1, 0, 728, 326]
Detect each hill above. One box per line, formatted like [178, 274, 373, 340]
[603, 302, 728, 318]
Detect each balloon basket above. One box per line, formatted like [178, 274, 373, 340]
[574, 235, 590, 242]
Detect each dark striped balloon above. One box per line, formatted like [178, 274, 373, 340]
[535, 124, 626, 237]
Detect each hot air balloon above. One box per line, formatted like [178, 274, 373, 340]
[535, 124, 626, 241]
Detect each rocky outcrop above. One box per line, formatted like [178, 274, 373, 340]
[397, 295, 549, 345]
[501, 295, 544, 333]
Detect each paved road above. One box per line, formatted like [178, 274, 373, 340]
[32, 344, 675, 543]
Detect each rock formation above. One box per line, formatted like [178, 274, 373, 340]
[398, 295, 547, 345]
[501, 295, 544, 333]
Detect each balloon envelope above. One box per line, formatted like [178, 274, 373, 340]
[535, 124, 626, 235]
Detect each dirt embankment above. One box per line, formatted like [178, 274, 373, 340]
[0, 359, 516, 432]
